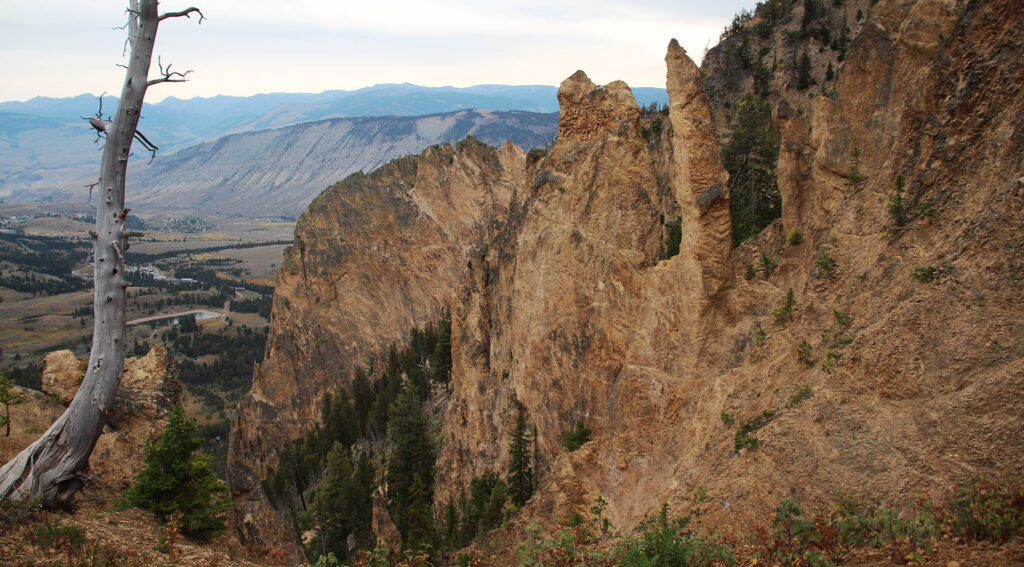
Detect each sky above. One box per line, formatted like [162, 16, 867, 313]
[0, 0, 753, 103]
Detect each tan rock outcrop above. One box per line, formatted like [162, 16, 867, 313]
[227, 138, 524, 548]
[227, 0, 1024, 555]
[434, 54, 747, 532]
[665, 39, 733, 301]
[36, 347, 181, 499]
[41, 350, 84, 405]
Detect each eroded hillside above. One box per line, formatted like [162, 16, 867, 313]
[227, 0, 1023, 561]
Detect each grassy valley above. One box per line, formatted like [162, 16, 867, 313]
[0, 205, 291, 477]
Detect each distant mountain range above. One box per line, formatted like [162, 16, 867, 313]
[0, 83, 668, 215]
[124, 109, 558, 218]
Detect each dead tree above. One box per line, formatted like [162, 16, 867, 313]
[0, 0, 202, 508]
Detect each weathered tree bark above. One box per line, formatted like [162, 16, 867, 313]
[0, 0, 201, 508]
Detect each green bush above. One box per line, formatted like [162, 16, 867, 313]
[617, 520, 736, 566]
[787, 229, 803, 245]
[822, 350, 840, 373]
[788, 384, 814, 407]
[832, 309, 852, 327]
[735, 410, 777, 454]
[912, 266, 937, 283]
[816, 253, 837, 276]
[888, 174, 906, 228]
[563, 421, 592, 452]
[123, 405, 232, 540]
[659, 218, 683, 260]
[773, 289, 797, 328]
[797, 340, 815, 367]
[744, 263, 758, 281]
[32, 520, 85, 551]
[759, 252, 777, 278]
[945, 478, 1024, 543]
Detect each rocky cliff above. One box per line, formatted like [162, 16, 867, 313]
[228, 0, 1023, 556]
[227, 137, 525, 549]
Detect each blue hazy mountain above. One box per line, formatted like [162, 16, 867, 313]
[0, 83, 667, 214]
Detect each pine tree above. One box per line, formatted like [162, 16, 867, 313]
[0, 372, 25, 437]
[888, 174, 906, 227]
[442, 498, 460, 551]
[311, 442, 356, 560]
[124, 405, 232, 540]
[508, 409, 533, 506]
[385, 384, 436, 547]
[431, 317, 452, 383]
[721, 95, 782, 247]
[404, 473, 437, 551]
[352, 367, 374, 434]
[309, 443, 375, 561]
[797, 49, 813, 89]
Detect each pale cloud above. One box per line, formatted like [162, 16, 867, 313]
[0, 0, 751, 102]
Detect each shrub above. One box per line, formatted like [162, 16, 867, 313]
[744, 263, 757, 281]
[0, 372, 25, 437]
[563, 421, 592, 452]
[659, 218, 683, 260]
[797, 340, 815, 367]
[822, 350, 840, 373]
[32, 520, 85, 551]
[773, 289, 797, 327]
[721, 412, 734, 426]
[845, 146, 866, 190]
[787, 228, 803, 245]
[123, 405, 232, 540]
[735, 410, 777, 453]
[832, 309, 852, 327]
[759, 252, 778, 278]
[912, 266, 937, 283]
[888, 174, 906, 228]
[788, 384, 814, 407]
[617, 520, 736, 567]
[816, 253, 837, 276]
[944, 478, 1024, 543]
[753, 324, 767, 345]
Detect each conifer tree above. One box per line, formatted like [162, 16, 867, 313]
[888, 174, 906, 227]
[386, 384, 435, 547]
[797, 49, 813, 89]
[722, 95, 782, 247]
[124, 405, 231, 540]
[431, 317, 452, 383]
[442, 498, 460, 551]
[508, 409, 533, 506]
[0, 373, 24, 437]
[310, 443, 376, 561]
[311, 442, 356, 560]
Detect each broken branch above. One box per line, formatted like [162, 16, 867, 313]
[147, 56, 192, 86]
[159, 7, 205, 23]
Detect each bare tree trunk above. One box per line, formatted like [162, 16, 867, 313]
[0, 0, 201, 508]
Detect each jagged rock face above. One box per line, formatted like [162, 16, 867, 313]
[441, 0, 1024, 538]
[434, 59, 742, 529]
[227, 138, 524, 548]
[665, 39, 733, 301]
[39, 347, 181, 500]
[227, 0, 1023, 553]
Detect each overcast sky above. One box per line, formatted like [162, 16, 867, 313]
[0, 0, 752, 103]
